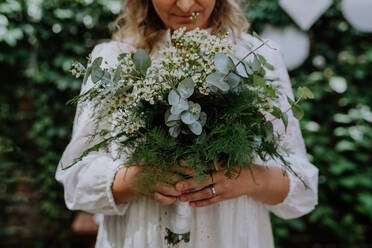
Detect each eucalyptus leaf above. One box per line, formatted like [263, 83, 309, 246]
[199, 112, 207, 126]
[164, 109, 171, 123]
[91, 67, 104, 83]
[251, 55, 262, 72]
[102, 71, 111, 85]
[169, 125, 181, 138]
[188, 121, 202, 135]
[181, 111, 198, 124]
[177, 78, 195, 99]
[206, 72, 230, 92]
[82, 66, 92, 85]
[167, 113, 181, 123]
[168, 90, 180, 105]
[133, 49, 151, 73]
[236, 39, 252, 51]
[113, 65, 122, 83]
[225, 73, 241, 89]
[166, 120, 180, 127]
[215, 53, 234, 74]
[232, 57, 252, 77]
[91, 57, 103, 68]
[170, 100, 189, 115]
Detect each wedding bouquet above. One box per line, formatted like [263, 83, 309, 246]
[66, 27, 313, 245]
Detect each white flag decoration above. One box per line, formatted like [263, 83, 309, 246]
[260, 25, 310, 71]
[341, 0, 372, 33]
[279, 0, 332, 30]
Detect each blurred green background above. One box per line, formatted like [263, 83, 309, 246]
[0, 0, 371, 247]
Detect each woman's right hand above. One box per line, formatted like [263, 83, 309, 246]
[111, 165, 182, 205]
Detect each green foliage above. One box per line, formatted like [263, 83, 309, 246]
[246, 0, 372, 247]
[0, 0, 371, 247]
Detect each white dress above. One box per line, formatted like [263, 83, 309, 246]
[55, 29, 318, 248]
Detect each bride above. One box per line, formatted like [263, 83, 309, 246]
[55, 0, 318, 247]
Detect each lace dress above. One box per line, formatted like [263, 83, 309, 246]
[55, 30, 318, 248]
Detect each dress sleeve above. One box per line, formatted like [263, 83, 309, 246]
[55, 42, 130, 215]
[253, 40, 319, 220]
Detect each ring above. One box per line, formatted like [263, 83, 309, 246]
[210, 184, 217, 197]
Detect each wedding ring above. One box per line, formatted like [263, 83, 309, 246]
[210, 184, 217, 197]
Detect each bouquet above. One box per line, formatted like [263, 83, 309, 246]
[66, 27, 313, 245]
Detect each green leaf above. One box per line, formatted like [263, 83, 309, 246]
[257, 54, 274, 71]
[206, 72, 230, 91]
[133, 49, 151, 73]
[287, 96, 304, 120]
[118, 53, 130, 60]
[298, 86, 315, 99]
[287, 96, 295, 106]
[253, 31, 264, 42]
[292, 104, 304, 120]
[264, 121, 274, 141]
[215, 53, 234, 74]
[253, 74, 265, 87]
[282, 112, 288, 131]
[271, 106, 282, 119]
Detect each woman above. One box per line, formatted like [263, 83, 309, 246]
[55, 0, 318, 247]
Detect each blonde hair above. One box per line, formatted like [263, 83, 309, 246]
[112, 0, 250, 52]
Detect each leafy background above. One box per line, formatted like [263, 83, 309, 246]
[0, 0, 371, 247]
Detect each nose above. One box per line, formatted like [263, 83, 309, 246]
[176, 0, 195, 13]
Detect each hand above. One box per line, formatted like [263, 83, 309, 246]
[175, 165, 254, 208]
[175, 164, 289, 207]
[112, 165, 183, 205]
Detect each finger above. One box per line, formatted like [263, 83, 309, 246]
[172, 165, 197, 177]
[176, 171, 225, 192]
[152, 192, 177, 205]
[155, 183, 182, 197]
[189, 195, 223, 208]
[179, 184, 220, 202]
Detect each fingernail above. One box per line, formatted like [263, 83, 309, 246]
[176, 183, 184, 191]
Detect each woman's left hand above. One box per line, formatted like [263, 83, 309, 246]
[175, 165, 265, 208]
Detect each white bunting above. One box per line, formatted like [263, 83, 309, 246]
[279, 0, 332, 30]
[341, 0, 372, 33]
[260, 25, 310, 71]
